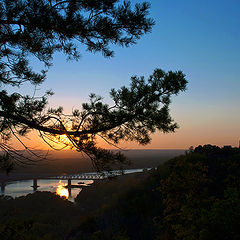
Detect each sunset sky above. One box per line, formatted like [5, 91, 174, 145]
[13, 0, 240, 150]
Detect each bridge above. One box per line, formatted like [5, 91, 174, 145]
[0, 168, 147, 195]
[30, 171, 122, 191]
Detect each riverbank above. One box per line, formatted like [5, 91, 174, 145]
[75, 171, 149, 215]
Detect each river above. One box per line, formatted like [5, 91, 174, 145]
[0, 168, 150, 202]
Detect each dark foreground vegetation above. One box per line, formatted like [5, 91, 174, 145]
[0, 145, 239, 240]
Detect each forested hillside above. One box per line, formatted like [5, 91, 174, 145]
[0, 145, 239, 240]
[70, 145, 240, 240]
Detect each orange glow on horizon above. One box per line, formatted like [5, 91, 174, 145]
[8, 123, 240, 151]
[56, 180, 69, 199]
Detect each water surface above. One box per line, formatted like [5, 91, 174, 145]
[2, 179, 93, 202]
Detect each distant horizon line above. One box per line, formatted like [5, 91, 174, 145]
[0, 148, 187, 152]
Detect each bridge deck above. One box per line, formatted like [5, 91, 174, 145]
[48, 174, 107, 180]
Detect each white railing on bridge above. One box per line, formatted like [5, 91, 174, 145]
[49, 168, 151, 180]
[52, 173, 105, 180]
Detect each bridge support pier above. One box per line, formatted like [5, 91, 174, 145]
[67, 186, 72, 197]
[31, 178, 39, 192]
[67, 179, 72, 197]
[1, 182, 5, 195]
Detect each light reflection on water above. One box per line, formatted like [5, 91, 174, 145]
[56, 180, 69, 198]
[2, 179, 93, 202]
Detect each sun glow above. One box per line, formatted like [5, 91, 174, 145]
[48, 133, 74, 149]
[56, 180, 69, 199]
[59, 134, 72, 145]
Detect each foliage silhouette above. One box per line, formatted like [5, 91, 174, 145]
[0, 0, 187, 170]
[0, 145, 239, 239]
[70, 145, 240, 239]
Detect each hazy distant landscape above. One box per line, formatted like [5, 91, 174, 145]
[0, 149, 185, 181]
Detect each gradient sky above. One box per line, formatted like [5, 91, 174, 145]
[13, 0, 240, 150]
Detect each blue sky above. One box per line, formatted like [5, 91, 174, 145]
[16, 0, 240, 149]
